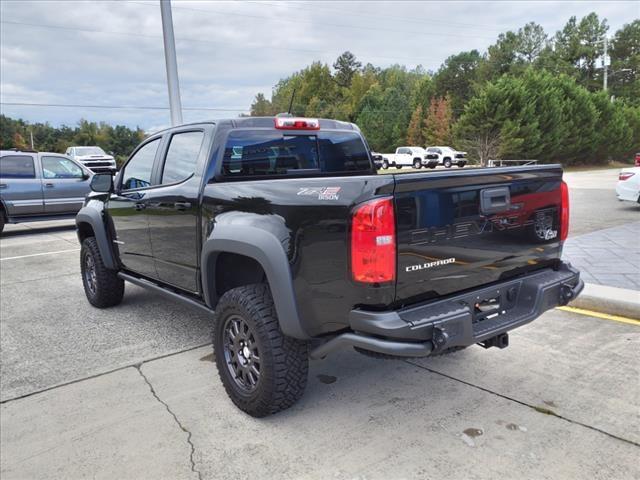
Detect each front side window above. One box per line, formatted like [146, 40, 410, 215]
[0, 155, 36, 178]
[121, 139, 160, 190]
[42, 157, 84, 179]
[161, 131, 204, 184]
[222, 130, 370, 177]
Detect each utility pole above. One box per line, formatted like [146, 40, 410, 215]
[160, 0, 183, 126]
[603, 36, 608, 91]
[29, 130, 34, 150]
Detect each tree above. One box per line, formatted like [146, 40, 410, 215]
[406, 106, 425, 146]
[13, 132, 28, 150]
[433, 50, 481, 114]
[424, 96, 453, 145]
[610, 20, 640, 104]
[250, 93, 273, 116]
[333, 51, 362, 88]
[551, 13, 609, 90]
[517, 22, 548, 63]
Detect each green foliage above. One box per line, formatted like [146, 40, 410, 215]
[455, 68, 638, 165]
[0, 115, 145, 166]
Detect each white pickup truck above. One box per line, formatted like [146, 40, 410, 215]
[425, 146, 467, 168]
[381, 147, 439, 170]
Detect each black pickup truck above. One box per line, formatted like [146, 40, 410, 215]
[76, 116, 583, 417]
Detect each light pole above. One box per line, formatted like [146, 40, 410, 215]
[160, 0, 183, 126]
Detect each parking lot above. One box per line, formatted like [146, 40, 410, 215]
[1, 168, 638, 479]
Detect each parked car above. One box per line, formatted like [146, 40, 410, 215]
[425, 146, 467, 168]
[76, 116, 582, 417]
[381, 147, 439, 169]
[0, 150, 92, 233]
[66, 146, 117, 173]
[616, 167, 640, 204]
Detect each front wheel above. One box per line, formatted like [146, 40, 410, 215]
[382, 160, 389, 170]
[443, 158, 452, 168]
[413, 159, 422, 169]
[80, 237, 124, 308]
[213, 284, 309, 417]
[396, 164, 403, 169]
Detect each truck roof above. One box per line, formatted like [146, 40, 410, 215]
[151, 116, 358, 135]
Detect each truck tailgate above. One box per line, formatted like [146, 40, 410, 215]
[393, 165, 565, 305]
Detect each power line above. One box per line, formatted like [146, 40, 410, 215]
[0, 19, 449, 64]
[0, 102, 248, 112]
[126, 1, 497, 41]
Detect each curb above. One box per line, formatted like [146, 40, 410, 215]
[569, 283, 640, 320]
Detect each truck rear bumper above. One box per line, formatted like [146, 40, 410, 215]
[310, 262, 582, 359]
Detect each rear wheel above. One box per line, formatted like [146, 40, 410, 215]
[396, 164, 403, 169]
[213, 284, 309, 417]
[80, 237, 124, 308]
[413, 159, 422, 169]
[443, 158, 452, 168]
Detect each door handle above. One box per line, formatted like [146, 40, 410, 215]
[134, 202, 146, 211]
[174, 202, 191, 211]
[45, 183, 54, 188]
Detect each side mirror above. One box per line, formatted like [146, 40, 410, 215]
[90, 173, 113, 193]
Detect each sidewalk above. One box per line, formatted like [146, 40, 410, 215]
[563, 221, 640, 291]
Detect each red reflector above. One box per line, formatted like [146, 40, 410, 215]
[560, 180, 569, 242]
[274, 117, 320, 130]
[351, 197, 396, 283]
[619, 172, 635, 181]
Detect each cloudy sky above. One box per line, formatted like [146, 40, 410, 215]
[1, 0, 637, 131]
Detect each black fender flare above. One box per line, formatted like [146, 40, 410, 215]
[201, 224, 309, 340]
[75, 207, 116, 270]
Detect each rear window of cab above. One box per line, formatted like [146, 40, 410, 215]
[221, 130, 372, 177]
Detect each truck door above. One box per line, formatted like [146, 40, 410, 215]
[41, 155, 91, 213]
[145, 129, 206, 293]
[107, 137, 161, 278]
[0, 154, 44, 217]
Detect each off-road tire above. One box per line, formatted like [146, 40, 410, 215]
[443, 158, 452, 168]
[413, 158, 422, 169]
[213, 284, 309, 417]
[80, 237, 124, 308]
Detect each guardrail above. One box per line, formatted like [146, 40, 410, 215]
[487, 159, 538, 167]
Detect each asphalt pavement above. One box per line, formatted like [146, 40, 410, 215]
[1, 168, 638, 479]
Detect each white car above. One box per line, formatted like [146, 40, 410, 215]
[616, 167, 640, 204]
[380, 147, 439, 169]
[66, 146, 117, 173]
[425, 146, 467, 168]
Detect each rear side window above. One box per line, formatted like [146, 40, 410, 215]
[222, 131, 371, 177]
[0, 155, 36, 178]
[161, 131, 204, 184]
[121, 139, 160, 190]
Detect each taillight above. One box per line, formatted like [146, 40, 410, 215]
[560, 180, 570, 242]
[619, 172, 635, 181]
[351, 197, 396, 284]
[274, 117, 320, 130]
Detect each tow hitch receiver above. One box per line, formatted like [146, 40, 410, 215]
[479, 333, 509, 349]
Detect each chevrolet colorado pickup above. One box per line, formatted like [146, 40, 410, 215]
[77, 116, 583, 417]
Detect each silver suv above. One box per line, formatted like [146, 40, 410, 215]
[0, 150, 92, 233]
[66, 146, 117, 173]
